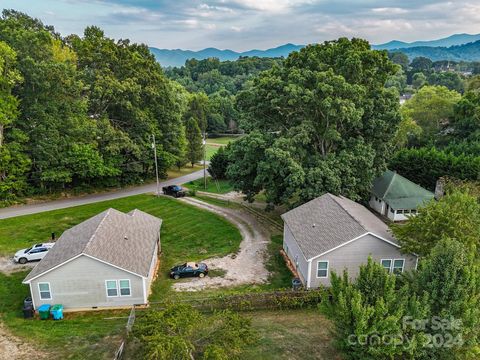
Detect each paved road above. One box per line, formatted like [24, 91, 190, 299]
[0, 169, 205, 220]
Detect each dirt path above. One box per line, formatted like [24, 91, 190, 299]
[0, 323, 46, 360]
[173, 197, 271, 291]
[0, 257, 35, 275]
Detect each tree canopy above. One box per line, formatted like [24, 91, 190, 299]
[227, 38, 401, 206]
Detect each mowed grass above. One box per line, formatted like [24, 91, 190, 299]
[205, 136, 239, 145]
[0, 194, 241, 358]
[186, 177, 235, 194]
[242, 309, 339, 360]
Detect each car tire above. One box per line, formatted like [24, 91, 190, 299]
[199, 273, 205, 278]
[173, 274, 180, 280]
[19, 258, 28, 264]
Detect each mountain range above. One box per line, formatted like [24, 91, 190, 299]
[150, 33, 480, 67]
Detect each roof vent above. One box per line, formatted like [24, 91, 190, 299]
[124, 235, 128, 240]
[312, 223, 316, 228]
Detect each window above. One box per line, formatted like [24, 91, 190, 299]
[317, 261, 329, 278]
[393, 259, 405, 274]
[38, 282, 51, 300]
[119, 280, 131, 296]
[397, 209, 404, 214]
[411, 209, 417, 215]
[381, 259, 392, 272]
[390, 207, 394, 213]
[106, 280, 118, 297]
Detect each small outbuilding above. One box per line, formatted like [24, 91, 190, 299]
[369, 170, 434, 222]
[281, 193, 417, 288]
[23, 208, 162, 311]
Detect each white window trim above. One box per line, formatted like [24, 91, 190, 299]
[119, 279, 131, 297]
[38, 282, 52, 300]
[380, 258, 393, 272]
[393, 258, 405, 273]
[316, 260, 329, 278]
[105, 280, 119, 298]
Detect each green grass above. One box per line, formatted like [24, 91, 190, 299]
[241, 309, 338, 359]
[205, 136, 239, 145]
[205, 143, 220, 160]
[186, 177, 234, 194]
[0, 194, 242, 357]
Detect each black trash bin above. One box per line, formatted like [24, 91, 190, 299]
[292, 278, 302, 291]
[24, 297, 33, 309]
[23, 305, 34, 319]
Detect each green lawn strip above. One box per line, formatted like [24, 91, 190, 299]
[185, 177, 234, 194]
[205, 136, 239, 145]
[0, 194, 242, 357]
[205, 143, 220, 160]
[240, 309, 337, 359]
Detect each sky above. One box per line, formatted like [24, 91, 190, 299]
[2, 0, 480, 51]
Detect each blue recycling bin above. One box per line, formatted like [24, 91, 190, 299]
[38, 304, 51, 320]
[50, 304, 64, 320]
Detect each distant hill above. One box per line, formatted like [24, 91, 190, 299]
[149, 43, 304, 67]
[150, 33, 480, 68]
[372, 33, 480, 50]
[391, 40, 480, 61]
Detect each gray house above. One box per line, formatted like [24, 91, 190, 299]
[281, 193, 417, 288]
[23, 208, 162, 311]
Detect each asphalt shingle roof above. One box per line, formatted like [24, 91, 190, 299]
[24, 208, 162, 282]
[372, 170, 434, 210]
[281, 193, 396, 260]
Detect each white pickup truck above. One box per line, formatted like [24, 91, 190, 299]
[14, 243, 55, 264]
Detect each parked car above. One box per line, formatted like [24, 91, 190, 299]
[170, 262, 208, 280]
[14, 243, 54, 264]
[162, 185, 186, 198]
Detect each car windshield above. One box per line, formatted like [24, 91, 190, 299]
[173, 186, 181, 191]
[24, 247, 32, 253]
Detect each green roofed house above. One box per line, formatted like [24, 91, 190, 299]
[369, 170, 435, 222]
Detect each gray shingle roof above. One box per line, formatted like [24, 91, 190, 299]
[24, 209, 162, 282]
[281, 193, 396, 260]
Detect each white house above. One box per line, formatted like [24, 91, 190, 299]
[369, 170, 434, 222]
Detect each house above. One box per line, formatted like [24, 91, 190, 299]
[369, 170, 434, 222]
[281, 193, 417, 288]
[23, 208, 162, 311]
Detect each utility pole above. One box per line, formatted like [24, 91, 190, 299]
[152, 134, 160, 197]
[203, 132, 207, 190]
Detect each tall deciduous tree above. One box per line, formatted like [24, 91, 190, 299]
[185, 117, 203, 167]
[230, 38, 401, 206]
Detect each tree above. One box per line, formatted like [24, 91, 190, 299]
[184, 92, 209, 134]
[411, 239, 480, 359]
[410, 57, 433, 72]
[388, 51, 409, 71]
[389, 147, 480, 190]
[133, 304, 257, 360]
[412, 72, 427, 90]
[427, 71, 464, 93]
[450, 90, 480, 140]
[185, 117, 203, 167]
[402, 85, 461, 144]
[230, 38, 401, 206]
[208, 146, 230, 179]
[391, 190, 480, 256]
[324, 258, 428, 359]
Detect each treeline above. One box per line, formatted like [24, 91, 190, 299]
[386, 53, 480, 94]
[165, 56, 281, 133]
[0, 10, 204, 201]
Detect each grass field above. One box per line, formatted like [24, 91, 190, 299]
[206, 136, 240, 145]
[186, 177, 234, 194]
[0, 194, 242, 358]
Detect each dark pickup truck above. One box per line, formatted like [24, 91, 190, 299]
[162, 185, 186, 198]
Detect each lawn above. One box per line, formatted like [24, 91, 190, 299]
[0, 194, 242, 358]
[242, 309, 339, 359]
[186, 177, 235, 194]
[206, 136, 240, 145]
[205, 143, 220, 160]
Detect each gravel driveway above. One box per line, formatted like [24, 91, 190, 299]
[0, 257, 35, 275]
[0, 323, 46, 360]
[173, 197, 271, 291]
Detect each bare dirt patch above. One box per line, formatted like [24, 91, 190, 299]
[173, 197, 271, 291]
[0, 257, 35, 275]
[0, 323, 46, 360]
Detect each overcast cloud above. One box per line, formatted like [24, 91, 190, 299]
[2, 0, 480, 51]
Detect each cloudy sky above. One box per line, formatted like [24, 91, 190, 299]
[2, 0, 480, 51]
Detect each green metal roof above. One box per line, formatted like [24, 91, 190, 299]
[372, 170, 434, 210]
